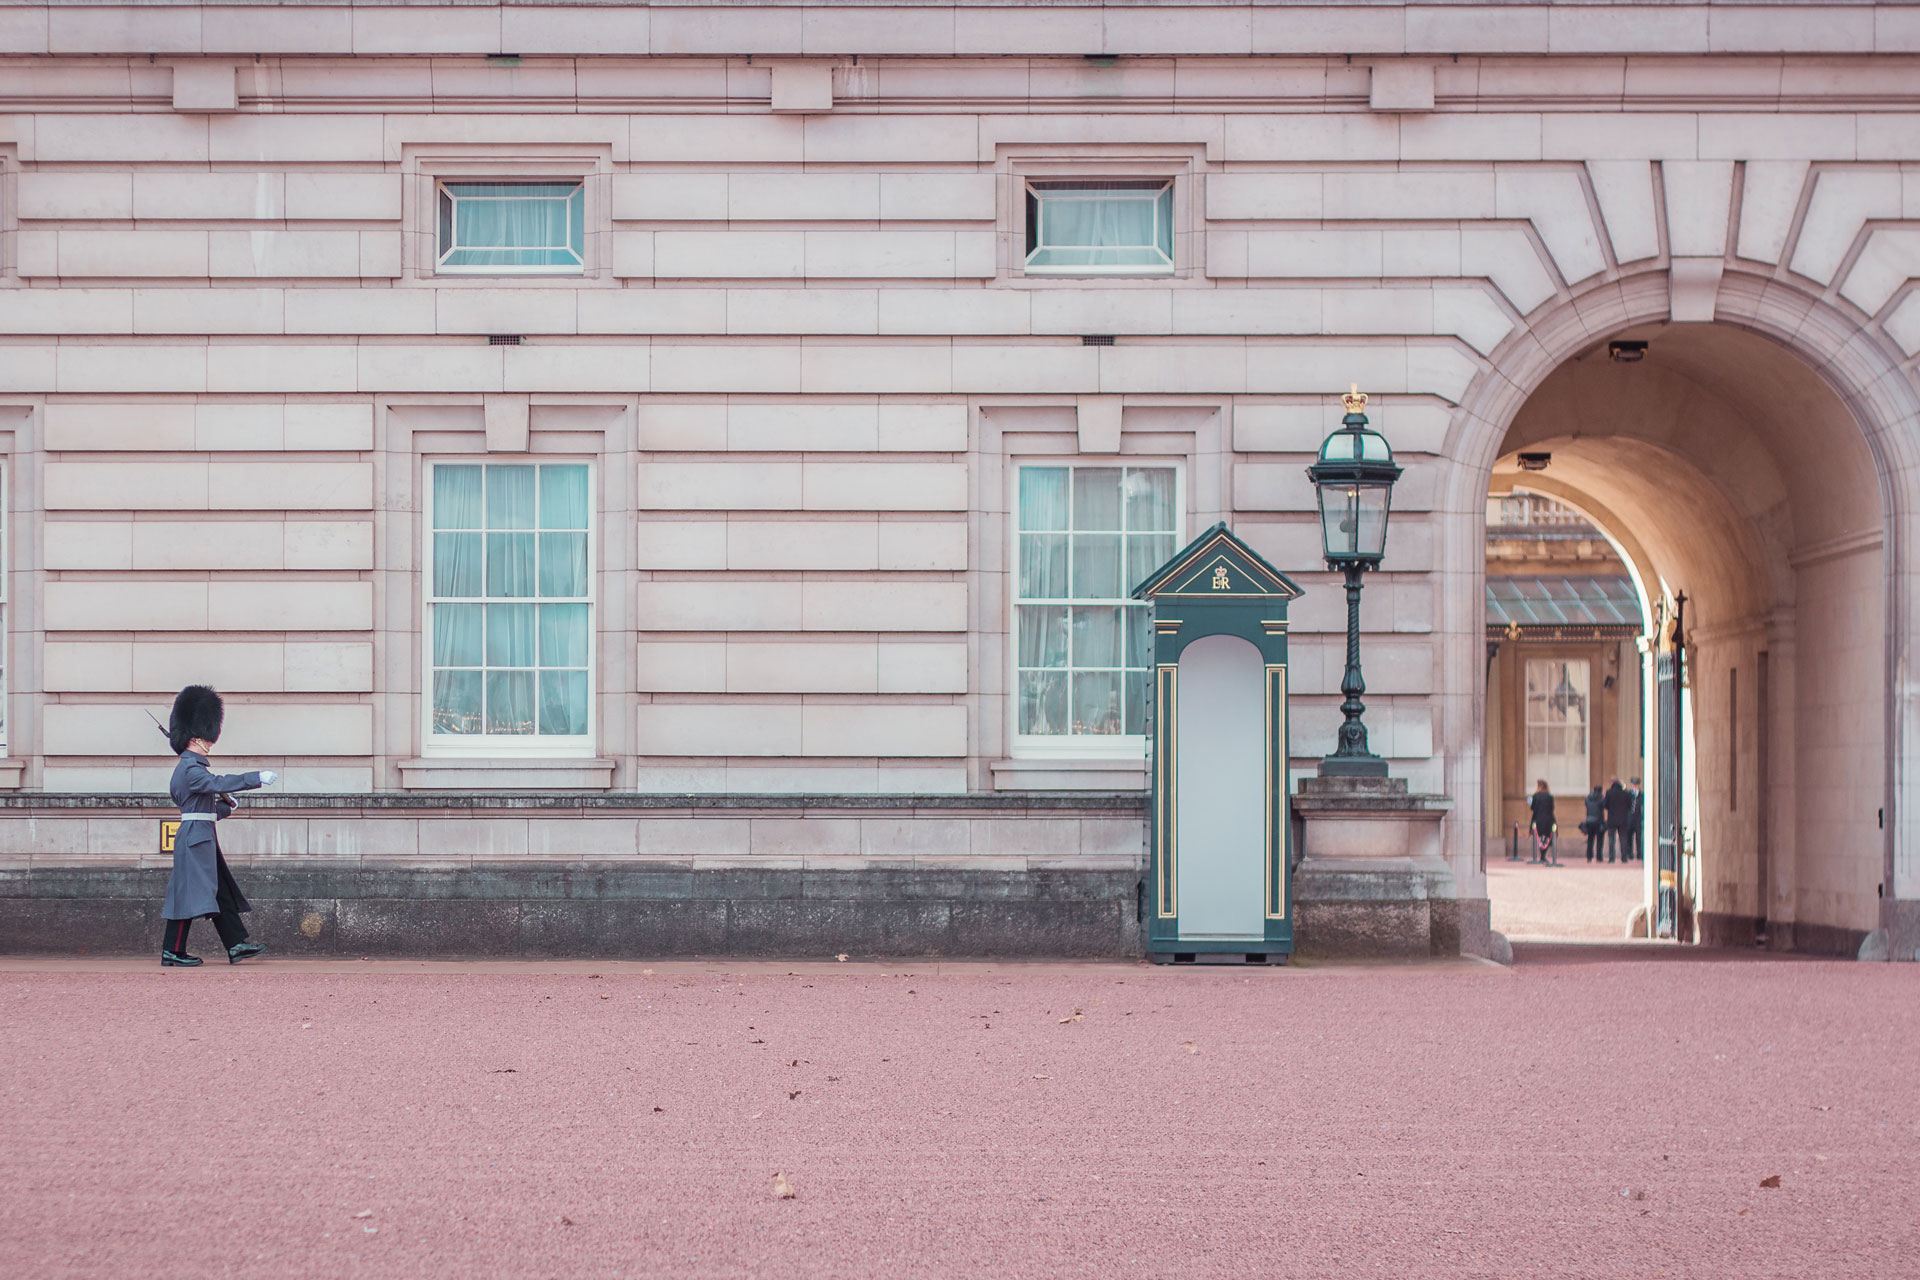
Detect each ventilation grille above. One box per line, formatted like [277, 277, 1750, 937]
[487, 334, 523, 346]
[1081, 335, 1115, 346]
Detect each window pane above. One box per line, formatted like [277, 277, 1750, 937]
[1018, 533, 1068, 600]
[485, 603, 536, 668]
[433, 464, 483, 529]
[433, 603, 483, 668]
[486, 532, 536, 598]
[538, 532, 588, 598]
[432, 670, 482, 735]
[1124, 604, 1150, 669]
[1072, 671, 1123, 735]
[1123, 468, 1176, 531]
[1018, 669, 1067, 736]
[1019, 467, 1069, 531]
[540, 464, 590, 530]
[1071, 533, 1123, 599]
[485, 671, 536, 736]
[433, 532, 481, 598]
[1127, 533, 1177, 594]
[538, 670, 588, 736]
[1017, 605, 1069, 669]
[1124, 669, 1149, 736]
[538, 603, 589, 668]
[1071, 468, 1123, 530]
[1073, 606, 1123, 669]
[486, 465, 536, 529]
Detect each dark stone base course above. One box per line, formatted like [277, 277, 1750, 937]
[0, 866, 1146, 959]
[1292, 898, 1491, 959]
[1696, 911, 1872, 958]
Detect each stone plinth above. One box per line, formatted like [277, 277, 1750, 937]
[1291, 776, 1492, 960]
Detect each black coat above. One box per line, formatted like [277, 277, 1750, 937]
[1584, 790, 1604, 825]
[1628, 787, 1645, 825]
[161, 751, 266, 920]
[1528, 791, 1555, 831]
[1603, 783, 1632, 827]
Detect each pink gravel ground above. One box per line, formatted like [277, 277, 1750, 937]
[1488, 855, 1646, 940]
[2, 953, 1915, 1280]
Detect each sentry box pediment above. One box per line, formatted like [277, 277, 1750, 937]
[1131, 523, 1302, 963]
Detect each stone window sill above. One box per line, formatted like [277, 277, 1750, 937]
[0, 758, 24, 789]
[399, 758, 616, 792]
[989, 757, 1146, 793]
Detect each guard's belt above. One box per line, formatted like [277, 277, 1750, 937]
[177, 812, 216, 822]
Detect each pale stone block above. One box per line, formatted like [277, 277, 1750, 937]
[611, 173, 729, 221]
[1406, 5, 1547, 53]
[1840, 230, 1920, 316]
[14, 232, 61, 279]
[635, 404, 727, 451]
[729, 402, 878, 451]
[209, 230, 363, 278]
[635, 641, 726, 691]
[285, 642, 375, 692]
[955, 231, 998, 278]
[1032, 290, 1172, 336]
[806, 704, 967, 757]
[611, 231, 655, 278]
[527, 818, 641, 859]
[133, 172, 283, 220]
[133, 288, 283, 335]
[634, 703, 803, 756]
[0, 5, 48, 53]
[208, 114, 384, 164]
[635, 520, 727, 569]
[1736, 161, 1812, 264]
[1382, 228, 1461, 277]
[34, 114, 208, 163]
[205, 461, 372, 510]
[1171, 290, 1321, 336]
[46, 460, 209, 510]
[726, 519, 875, 569]
[207, 344, 358, 394]
[801, 581, 966, 631]
[803, 231, 956, 278]
[1708, 7, 1873, 54]
[275, 767, 374, 794]
[730, 173, 879, 221]
[436, 289, 578, 336]
[17, 172, 133, 220]
[357, 345, 503, 393]
[1231, 402, 1329, 453]
[726, 288, 878, 335]
[84, 817, 156, 856]
[54, 229, 210, 278]
[638, 461, 801, 510]
[858, 816, 971, 856]
[44, 402, 195, 451]
[878, 403, 968, 452]
[1406, 342, 1481, 402]
[1858, 114, 1920, 161]
[649, 343, 801, 393]
[729, 641, 876, 693]
[56, 344, 207, 393]
[419, 819, 529, 862]
[1077, 395, 1123, 453]
[1541, 112, 1698, 162]
[43, 521, 135, 571]
[0, 289, 134, 336]
[879, 172, 997, 222]
[1496, 167, 1605, 284]
[503, 4, 650, 54]
[1791, 168, 1900, 284]
[45, 581, 209, 630]
[1322, 287, 1434, 335]
[129, 640, 282, 692]
[1400, 113, 1542, 162]
[577, 289, 728, 335]
[1432, 285, 1513, 356]
[954, 4, 1102, 54]
[1222, 113, 1400, 162]
[634, 818, 752, 857]
[1698, 113, 1856, 161]
[1663, 161, 1737, 258]
[1368, 61, 1435, 111]
[503, 345, 651, 394]
[1461, 228, 1558, 314]
[799, 342, 952, 394]
[285, 404, 374, 451]
[44, 641, 134, 693]
[878, 288, 1029, 336]
[1204, 173, 1323, 221]
[284, 522, 373, 570]
[1244, 229, 1383, 278]
[1587, 160, 1661, 264]
[951, 342, 1101, 394]
[193, 403, 282, 450]
[284, 172, 403, 221]
[803, 113, 978, 164]
[749, 817, 860, 857]
[1243, 342, 1407, 397]
[1884, 292, 1920, 357]
[1097, 342, 1246, 396]
[636, 582, 804, 631]
[627, 115, 806, 164]
[284, 289, 437, 336]
[878, 641, 969, 694]
[1324, 171, 1494, 221]
[1548, 5, 1706, 53]
[803, 461, 967, 511]
[132, 521, 282, 569]
[210, 581, 372, 631]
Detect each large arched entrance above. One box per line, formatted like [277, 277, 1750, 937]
[1443, 271, 1920, 959]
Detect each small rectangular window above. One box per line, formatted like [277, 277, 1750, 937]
[1014, 464, 1180, 746]
[436, 181, 585, 274]
[1023, 180, 1174, 275]
[427, 462, 593, 750]
[1524, 658, 1589, 795]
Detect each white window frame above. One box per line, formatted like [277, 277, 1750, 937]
[422, 458, 597, 758]
[435, 179, 586, 276]
[1022, 179, 1176, 277]
[1008, 459, 1186, 759]
[0, 460, 8, 756]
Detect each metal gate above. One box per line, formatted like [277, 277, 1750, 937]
[1653, 599, 1686, 940]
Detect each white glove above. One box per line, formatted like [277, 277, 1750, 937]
[258, 770, 278, 785]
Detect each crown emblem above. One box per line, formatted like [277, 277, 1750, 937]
[1212, 565, 1230, 591]
[1342, 383, 1368, 415]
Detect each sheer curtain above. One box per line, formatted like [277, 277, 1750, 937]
[1028, 183, 1173, 270]
[440, 183, 584, 270]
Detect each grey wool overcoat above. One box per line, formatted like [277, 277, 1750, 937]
[161, 751, 266, 920]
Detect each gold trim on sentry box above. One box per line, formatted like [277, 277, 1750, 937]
[1157, 663, 1178, 919]
[1266, 664, 1288, 920]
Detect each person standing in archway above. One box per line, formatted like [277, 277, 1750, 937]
[1528, 780, 1557, 863]
[158, 686, 277, 968]
[1627, 777, 1645, 862]
[1582, 785, 1605, 862]
[1603, 777, 1631, 864]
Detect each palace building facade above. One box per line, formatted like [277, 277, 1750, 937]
[1, 0, 1916, 960]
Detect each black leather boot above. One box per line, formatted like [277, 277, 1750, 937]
[227, 941, 268, 964]
[161, 950, 202, 967]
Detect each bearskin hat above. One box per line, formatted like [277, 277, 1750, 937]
[167, 685, 223, 755]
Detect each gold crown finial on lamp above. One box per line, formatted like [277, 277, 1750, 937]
[1342, 383, 1368, 415]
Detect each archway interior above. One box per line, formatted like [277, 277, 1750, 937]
[1485, 322, 1885, 950]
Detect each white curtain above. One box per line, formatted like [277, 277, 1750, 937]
[1029, 185, 1172, 269]
[441, 183, 584, 269]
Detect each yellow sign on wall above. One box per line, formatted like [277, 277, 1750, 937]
[159, 821, 179, 855]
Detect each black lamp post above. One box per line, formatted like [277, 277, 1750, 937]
[1307, 386, 1402, 777]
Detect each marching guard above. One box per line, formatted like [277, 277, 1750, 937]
[158, 686, 277, 967]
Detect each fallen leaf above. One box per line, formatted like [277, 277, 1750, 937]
[1183, 1041, 1198, 1054]
[1812, 1104, 1831, 1111]
[1815, 1155, 1828, 1162]
[749, 1112, 763, 1120]
[773, 1172, 796, 1200]
[751, 1039, 766, 1044]
[490, 1068, 517, 1074]
[363, 1226, 377, 1235]
[559, 1216, 574, 1227]
[836, 954, 849, 962]
[642, 968, 653, 975]
[1760, 1175, 1781, 1189]
[652, 1107, 663, 1113]
[352, 1210, 373, 1219]
[1059, 1009, 1084, 1024]
[789, 1090, 801, 1100]
[1033, 1074, 1050, 1079]
[826, 1075, 841, 1082]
